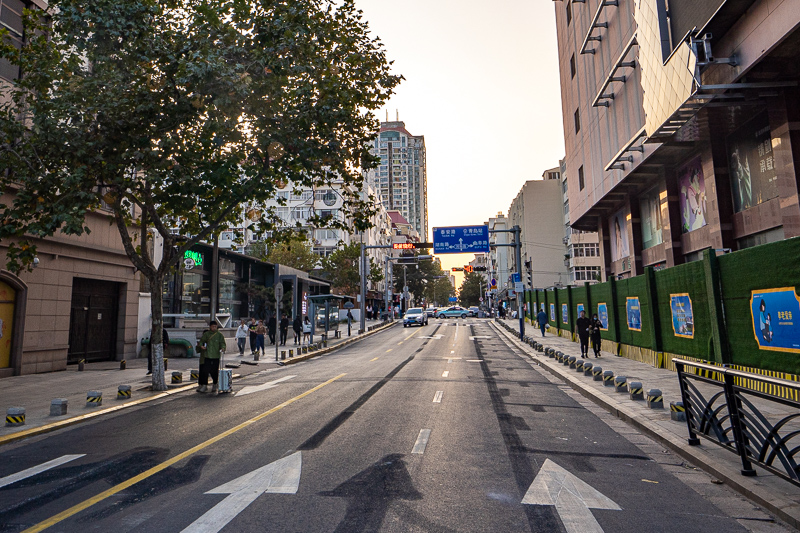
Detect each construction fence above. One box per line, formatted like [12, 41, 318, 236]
[523, 236, 800, 383]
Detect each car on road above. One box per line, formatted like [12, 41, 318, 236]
[436, 306, 469, 319]
[425, 307, 438, 318]
[403, 307, 428, 327]
[468, 306, 481, 317]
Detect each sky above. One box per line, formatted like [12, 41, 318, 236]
[354, 0, 565, 284]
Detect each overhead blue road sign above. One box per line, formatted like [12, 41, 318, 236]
[512, 273, 521, 283]
[433, 226, 490, 254]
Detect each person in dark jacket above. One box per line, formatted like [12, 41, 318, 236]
[248, 318, 258, 355]
[575, 310, 592, 358]
[292, 315, 303, 345]
[536, 309, 548, 337]
[590, 313, 603, 357]
[279, 315, 289, 345]
[267, 315, 277, 345]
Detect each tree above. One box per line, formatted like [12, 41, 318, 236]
[459, 272, 485, 307]
[319, 243, 382, 296]
[249, 238, 319, 273]
[423, 277, 454, 308]
[0, 0, 400, 390]
[392, 250, 449, 306]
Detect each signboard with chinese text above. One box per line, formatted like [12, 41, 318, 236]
[670, 294, 694, 339]
[727, 111, 778, 213]
[626, 297, 642, 332]
[577, 303, 585, 317]
[597, 303, 609, 331]
[549, 303, 555, 322]
[750, 288, 800, 353]
[433, 226, 490, 254]
[562, 304, 568, 324]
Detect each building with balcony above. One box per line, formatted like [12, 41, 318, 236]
[561, 159, 604, 284]
[555, 0, 800, 278]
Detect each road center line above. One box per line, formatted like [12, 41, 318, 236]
[412, 429, 432, 454]
[433, 391, 443, 403]
[370, 357, 379, 362]
[386, 349, 393, 353]
[0, 455, 85, 489]
[21, 374, 347, 533]
[442, 371, 449, 378]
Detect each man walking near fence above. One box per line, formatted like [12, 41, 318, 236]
[536, 308, 548, 337]
[575, 310, 591, 358]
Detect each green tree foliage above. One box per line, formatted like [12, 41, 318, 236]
[392, 250, 450, 306]
[319, 243, 382, 296]
[423, 276, 455, 308]
[459, 272, 485, 307]
[0, 0, 400, 390]
[249, 238, 319, 273]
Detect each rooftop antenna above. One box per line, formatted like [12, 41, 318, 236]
[396, 109, 399, 121]
[385, 109, 388, 122]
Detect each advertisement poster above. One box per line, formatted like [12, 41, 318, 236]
[597, 303, 609, 331]
[608, 208, 630, 261]
[550, 303, 555, 322]
[577, 303, 585, 317]
[640, 186, 663, 250]
[626, 297, 642, 331]
[750, 288, 800, 353]
[540, 303, 545, 312]
[727, 111, 778, 213]
[670, 294, 694, 338]
[562, 304, 568, 324]
[678, 157, 707, 233]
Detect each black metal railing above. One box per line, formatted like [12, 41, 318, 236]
[675, 359, 800, 486]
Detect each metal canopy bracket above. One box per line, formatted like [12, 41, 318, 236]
[591, 34, 637, 108]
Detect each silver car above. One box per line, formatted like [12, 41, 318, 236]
[403, 307, 428, 327]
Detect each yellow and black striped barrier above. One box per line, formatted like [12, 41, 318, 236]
[593, 366, 603, 381]
[628, 381, 643, 400]
[613, 376, 627, 393]
[583, 362, 594, 376]
[5, 407, 25, 427]
[86, 391, 102, 407]
[575, 360, 584, 372]
[190, 370, 199, 381]
[670, 401, 686, 421]
[603, 370, 615, 386]
[117, 385, 131, 400]
[171, 372, 182, 384]
[646, 389, 663, 409]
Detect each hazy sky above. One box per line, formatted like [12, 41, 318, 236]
[355, 0, 565, 280]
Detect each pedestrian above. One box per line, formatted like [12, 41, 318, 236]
[279, 314, 289, 345]
[293, 315, 302, 345]
[575, 310, 592, 358]
[590, 313, 603, 358]
[302, 315, 312, 344]
[235, 319, 248, 356]
[536, 308, 548, 337]
[148, 327, 169, 375]
[196, 321, 226, 393]
[255, 320, 266, 355]
[248, 318, 258, 355]
[268, 315, 277, 345]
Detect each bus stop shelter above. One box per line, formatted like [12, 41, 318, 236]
[308, 294, 344, 341]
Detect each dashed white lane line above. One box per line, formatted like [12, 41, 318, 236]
[0, 455, 85, 489]
[442, 371, 449, 378]
[433, 391, 443, 403]
[412, 429, 432, 454]
[466, 359, 482, 362]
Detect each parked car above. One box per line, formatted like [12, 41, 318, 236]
[437, 306, 469, 319]
[425, 307, 437, 318]
[468, 306, 480, 317]
[403, 307, 428, 327]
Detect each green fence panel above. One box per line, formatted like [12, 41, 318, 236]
[557, 288, 570, 330]
[654, 260, 711, 358]
[546, 289, 557, 328]
[615, 275, 654, 349]
[571, 285, 588, 329]
[718, 237, 800, 374]
[588, 281, 617, 341]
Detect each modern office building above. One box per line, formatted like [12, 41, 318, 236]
[555, 0, 800, 278]
[508, 173, 570, 288]
[561, 160, 604, 284]
[365, 121, 429, 240]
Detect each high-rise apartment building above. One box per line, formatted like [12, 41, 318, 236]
[555, 0, 800, 278]
[366, 121, 429, 240]
[561, 160, 604, 284]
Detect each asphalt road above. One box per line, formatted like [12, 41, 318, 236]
[0, 320, 787, 532]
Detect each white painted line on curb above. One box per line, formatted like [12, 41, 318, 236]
[433, 391, 443, 403]
[466, 359, 482, 362]
[412, 429, 431, 454]
[0, 455, 85, 489]
[442, 371, 449, 378]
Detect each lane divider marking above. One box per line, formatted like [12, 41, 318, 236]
[433, 391, 443, 403]
[386, 349, 393, 353]
[370, 357, 379, 362]
[412, 429, 431, 454]
[21, 374, 347, 533]
[442, 371, 450, 378]
[0, 455, 86, 489]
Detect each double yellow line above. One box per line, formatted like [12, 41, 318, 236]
[23, 373, 346, 533]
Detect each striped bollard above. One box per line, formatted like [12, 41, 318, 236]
[5, 407, 25, 427]
[583, 362, 593, 376]
[603, 370, 615, 387]
[117, 385, 132, 400]
[628, 381, 643, 400]
[670, 401, 686, 421]
[86, 391, 102, 407]
[171, 372, 182, 384]
[647, 389, 664, 409]
[191, 370, 199, 381]
[613, 376, 627, 393]
[593, 366, 603, 381]
[289, 349, 294, 358]
[281, 350, 286, 360]
[575, 359, 584, 372]
[564, 355, 573, 367]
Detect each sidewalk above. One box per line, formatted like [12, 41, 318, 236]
[493, 318, 800, 530]
[0, 319, 394, 445]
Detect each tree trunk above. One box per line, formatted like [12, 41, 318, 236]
[149, 273, 167, 391]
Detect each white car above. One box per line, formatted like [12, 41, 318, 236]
[403, 307, 428, 327]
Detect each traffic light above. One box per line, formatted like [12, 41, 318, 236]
[474, 266, 487, 272]
[525, 259, 532, 286]
[464, 265, 473, 273]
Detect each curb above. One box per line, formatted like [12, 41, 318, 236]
[490, 321, 800, 530]
[280, 321, 398, 365]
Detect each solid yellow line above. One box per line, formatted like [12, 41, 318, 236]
[405, 333, 417, 340]
[386, 349, 393, 353]
[22, 373, 346, 533]
[370, 357, 379, 362]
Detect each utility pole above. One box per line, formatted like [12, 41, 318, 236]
[513, 225, 525, 338]
[360, 243, 367, 333]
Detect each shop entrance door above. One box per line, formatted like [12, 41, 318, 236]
[68, 278, 119, 363]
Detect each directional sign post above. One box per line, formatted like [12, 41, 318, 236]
[433, 226, 490, 254]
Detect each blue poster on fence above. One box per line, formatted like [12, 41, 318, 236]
[670, 294, 694, 339]
[577, 303, 585, 317]
[626, 297, 642, 331]
[597, 303, 608, 331]
[562, 303, 568, 324]
[751, 288, 800, 353]
[550, 303, 555, 322]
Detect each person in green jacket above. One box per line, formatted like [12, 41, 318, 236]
[197, 321, 226, 393]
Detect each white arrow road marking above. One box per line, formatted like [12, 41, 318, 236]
[235, 375, 296, 397]
[418, 335, 443, 339]
[469, 336, 491, 340]
[0, 454, 85, 489]
[433, 391, 443, 403]
[412, 429, 431, 454]
[442, 371, 449, 378]
[522, 459, 620, 533]
[182, 452, 302, 533]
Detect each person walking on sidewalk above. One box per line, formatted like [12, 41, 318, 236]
[575, 310, 592, 358]
[302, 316, 311, 344]
[292, 315, 302, 345]
[268, 315, 277, 345]
[279, 315, 289, 345]
[235, 319, 248, 356]
[536, 308, 548, 337]
[255, 320, 266, 355]
[248, 318, 258, 355]
[590, 313, 603, 357]
[197, 322, 226, 393]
